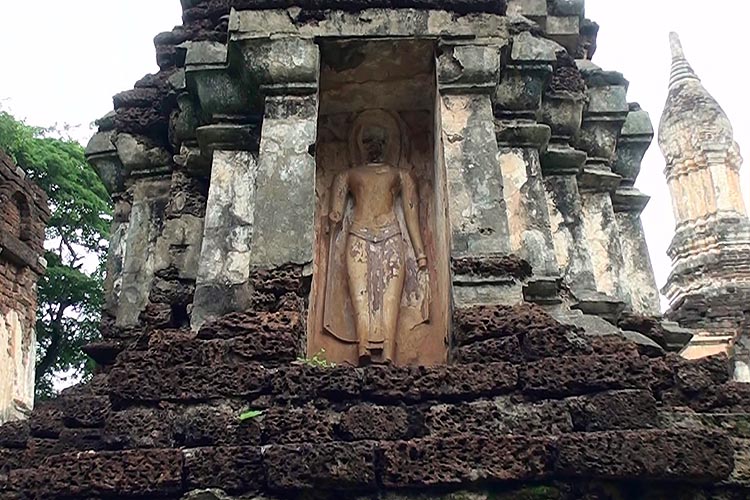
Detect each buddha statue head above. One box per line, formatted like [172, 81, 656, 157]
[349, 109, 403, 167]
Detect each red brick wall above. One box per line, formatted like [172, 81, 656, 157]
[0, 148, 50, 331]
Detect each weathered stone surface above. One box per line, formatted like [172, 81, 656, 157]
[0, 420, 29, 449]
[454, 335, 523, 363]
[438, 44, 501, 93]
[185, 446, 264, 493]
[579, 191, 626, 301]
[152, 215, 205, 285]
[567, 390, 658, 431]
[199, 0, 509, 16]
[115, 133, 171, 174]
[544, 174, 598, 296]
[556, 430, 734, 481]
[454, 304, 572, 346]
[116, 177, 172, 328]
[441, 94, 510, 257]
[8, 449, 184, 497]
[104, 407, 174, 449]
[60, 396, 110, 428]
[511, 31, 561, 63]
[499, 147, 559, 277]
[674, 354, 732, 394]
[198, 310, 301, 344]
[338, 404, 412, 441]
[230, 8, 512, 40]
[248, 94, 318, 269]
[362, 363, 519, 402]
[191, 150, 258, 329]
[522, 354, 651, 397]
[28, 402, 64, 438]
[265, 441, 377, 490]
[261, 405, 338, 444]
[615, 210, 661, 315]
[382, 435, 556, 486]
[452, 255, 532, 281]
[426, 398, 572, 437]
[108, 362, 272, 402]
[272, 365, 363, 401]
[174, 403, 261, 447]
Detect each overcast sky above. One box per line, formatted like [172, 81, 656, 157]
[0, 0, 747, 310]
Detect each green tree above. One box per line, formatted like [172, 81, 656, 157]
[0, 111, 112, 399]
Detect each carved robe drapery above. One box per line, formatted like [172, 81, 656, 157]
[322, 203, 430, 345]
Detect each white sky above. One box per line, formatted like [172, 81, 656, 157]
[0, 0, 747, 310]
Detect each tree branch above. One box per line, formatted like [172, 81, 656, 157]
[36, 300, 71, 381]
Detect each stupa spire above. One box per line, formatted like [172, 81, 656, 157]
[668, 32, 699, 88]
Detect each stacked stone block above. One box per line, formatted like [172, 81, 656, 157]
[1, 304, 749, 498]
[0, 150, 50, 424]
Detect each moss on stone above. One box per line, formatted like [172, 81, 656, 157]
[489, 486, 562, 500]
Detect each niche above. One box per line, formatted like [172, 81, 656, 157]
[307, 39, 450, 366]
[5, 192, 31, 241]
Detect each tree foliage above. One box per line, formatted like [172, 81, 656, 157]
[0, 111, 112, 399]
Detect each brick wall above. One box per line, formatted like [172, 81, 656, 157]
[0, 149, 50, 424]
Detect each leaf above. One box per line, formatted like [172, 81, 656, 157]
[239, 410, 264, 421]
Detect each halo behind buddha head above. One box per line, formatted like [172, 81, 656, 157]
[348, 109, 403, 167]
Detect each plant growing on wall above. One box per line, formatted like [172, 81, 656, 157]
[0, 111, 112, 399]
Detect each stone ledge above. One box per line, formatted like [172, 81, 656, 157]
[382, 435, 556, 486]
[521, 354, 652, 398]
[229, 8, 512, 40]
[555, 430, 734, 481]
[453, 303, 573, 346]
[0, 230, 46, 274]
[7, 449, 184, 498]
[451, 254, 532, 281]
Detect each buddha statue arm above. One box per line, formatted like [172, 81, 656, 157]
[329, 171, 349, 224]
[400, 170, 427, 269]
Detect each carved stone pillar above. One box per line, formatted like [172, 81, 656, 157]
[116, 178, 172, 327]
[573, 60, 629, 313]
[189, 38, 319, 329]
[86, 117, 128, 324]
[539, 54, 596, 300]
[88, 113, 176, 330]
[105, 129, 172, 328]
[612, 105, 660, 315]
[613, 191, 660, 315]
[494, 32, 560, 303]
[185, 41, 261, 329]
[191, 133, 259, 329]
[437, 42, 518, 307]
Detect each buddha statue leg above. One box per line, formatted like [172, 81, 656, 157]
[379, 236, 405, 363]
[346, 234, 371, 361]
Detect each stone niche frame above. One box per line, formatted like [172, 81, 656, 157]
[308, 39, 451, 366]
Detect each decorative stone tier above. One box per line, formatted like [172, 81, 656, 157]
[0, 303, 748, 499]
[86, 0, 634, 340]
[658, 33, 750, 376]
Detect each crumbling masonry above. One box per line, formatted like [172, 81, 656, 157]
[1, 1, 750, 499]
[0, 150, 49, 424]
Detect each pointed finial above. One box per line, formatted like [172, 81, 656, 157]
[669, 32, 685, 60]
[668, 32, 699, 89]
